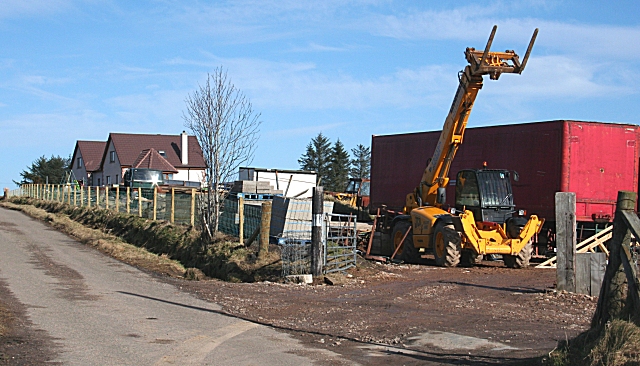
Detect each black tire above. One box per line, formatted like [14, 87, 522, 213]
[432, 222, 461, 267]
[392, 221, 421, 264]
[460, 249, 482, 267]
[503, 241, 533, 268]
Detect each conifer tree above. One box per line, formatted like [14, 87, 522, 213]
[349, 144, 371, 179]
[298, 132, 332, 186]
[328, 139, 350, 191]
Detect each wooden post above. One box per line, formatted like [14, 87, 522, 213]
[126, 187, 130, 214]
[81, 186, 84, 207]
[87, 186, 91, 207]
[153, 186, 157, 221]
[105, 186, 109, 210]
[259, 201, 272, 259]
[311, 186, 324, 277]
[115, 185, 120, 212]
[96, 186, 100, 208]
[592, 191, 637, 328]
[138, 188, 142, 217]
[170, 188, 175, 224]
[556, 192, 577, 292]
[238, 196, 245, 245]
[73, 185, 76, 206]
[190, 189, 195, 226]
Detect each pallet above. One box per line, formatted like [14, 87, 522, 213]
[237, 192, 283, 200]
[536, 226, 612, 268]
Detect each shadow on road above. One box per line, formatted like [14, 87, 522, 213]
[117, 291, 544, 365]
[439, 281, 547, 294]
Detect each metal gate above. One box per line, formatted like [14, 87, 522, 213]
[323, 213, 357, 274]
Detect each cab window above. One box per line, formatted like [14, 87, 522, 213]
[455, 171, 480, 207]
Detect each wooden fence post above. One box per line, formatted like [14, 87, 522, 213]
[238, 196, 245, 245]
[259, 201, 272, 259]
[592, 191, 639, 328]
[81, 186, 84, 207]
[170, 188, 175, 224]
[73, 185, 76, 206]
[556, 192, 576, 292]
[115, 185, 119, 212]
[138, 188, 142, 217]
[190, 189, 195, 226]
[126, 187, 130, 214]
[105, 187, 109, 210]
[87, 186, 91, 207]
[153, 186, 157, 221]
[311, 186, 324, 277]
[96, 186, 99, 208]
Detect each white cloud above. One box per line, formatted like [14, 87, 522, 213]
[365, 8, 640, 59]
[264, 122, 345, 138]
[0, 0, 74, 19]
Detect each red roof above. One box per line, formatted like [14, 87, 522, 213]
[102, 133, 206, 170]
[75, 141, 107, 172]
[132, 149, 178, 173]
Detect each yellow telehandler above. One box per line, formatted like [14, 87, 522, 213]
[389, 25, 544, 268]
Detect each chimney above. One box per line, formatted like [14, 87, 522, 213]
[181, 131, 189, 165]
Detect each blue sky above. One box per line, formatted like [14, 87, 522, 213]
[1, 0, 639, 188]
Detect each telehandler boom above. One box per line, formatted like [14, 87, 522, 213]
[394, 25, 543, 267]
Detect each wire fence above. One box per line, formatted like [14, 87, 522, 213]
[19, 184, 273, 240]
[280, 210, 356, 277]
[324, 213, 358, 274]
[19, 184, 358, 278]
[19, 183, 199, 225]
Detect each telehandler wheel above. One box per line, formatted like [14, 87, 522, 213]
[432, 222, 461, 267]
[460, 249, 482, 267]
[503, 241, 533, 268]
[392, 221, 422, 264]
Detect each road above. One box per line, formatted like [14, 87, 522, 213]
[0, 207, 346, 365]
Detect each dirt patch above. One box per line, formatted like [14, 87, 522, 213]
[0, 278, 59, 365]
[167, 260, 595, 364]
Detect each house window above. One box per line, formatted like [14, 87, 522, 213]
[110, 151, 116, 163]
[77, 157, 83, 168]
[159, 150, 166, 157]
[106, 176, 111, 185]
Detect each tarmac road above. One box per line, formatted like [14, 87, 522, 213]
[0, 207, 346, 365]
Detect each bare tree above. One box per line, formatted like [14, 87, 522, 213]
[183, 67, 261, 239]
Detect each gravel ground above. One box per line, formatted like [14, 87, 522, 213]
[170, 258, 596, 365]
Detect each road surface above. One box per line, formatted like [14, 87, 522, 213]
[0, 207, 345, 365]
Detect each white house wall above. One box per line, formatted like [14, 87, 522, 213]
[71, 151, 88, 185]
[101, 140, 122, 186]
[173, 169, 204, 184]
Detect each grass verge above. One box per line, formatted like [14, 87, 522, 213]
[548, 319, 640, 365]
[1, 198, 281, 282]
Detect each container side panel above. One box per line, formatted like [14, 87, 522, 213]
[370, 132, 439, 212]
[566, 122, 639, 221]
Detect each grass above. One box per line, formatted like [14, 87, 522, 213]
[548, 319, 640, 366]
[1, 197, 282, 282]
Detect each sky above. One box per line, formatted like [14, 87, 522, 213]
[1, 0, 639, 189]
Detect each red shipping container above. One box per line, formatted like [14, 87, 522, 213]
[371, 120, 639, 228]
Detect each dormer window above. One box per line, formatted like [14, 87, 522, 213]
[159, 150, 166, 157]
[110, 151, 116, 163]
[77, 157, 83, 168]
